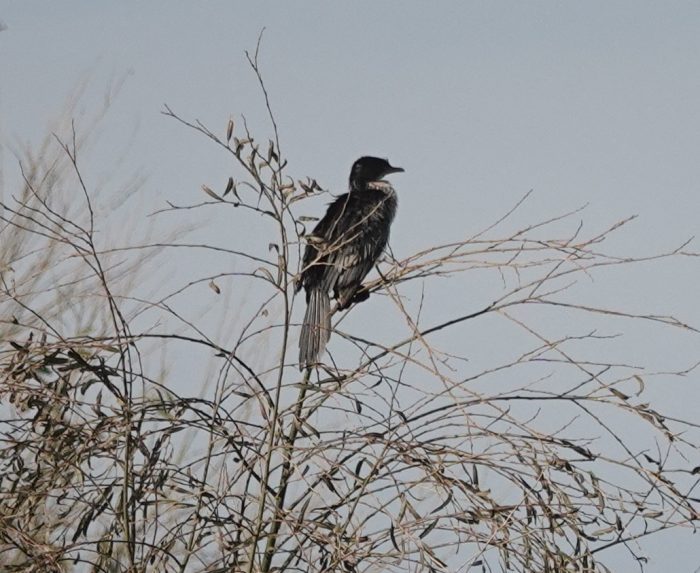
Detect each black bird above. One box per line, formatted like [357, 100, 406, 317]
[297, 156, 403, 368]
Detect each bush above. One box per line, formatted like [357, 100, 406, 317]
[1, 52, 698, 573]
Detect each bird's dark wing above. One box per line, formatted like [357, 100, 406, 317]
[300, 194, 357, 290]
[330, 232, 382, 307]
[300, 190, 394, 305]
[300, 193, 351, 272]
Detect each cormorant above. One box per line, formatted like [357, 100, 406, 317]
[297, 156, 403, 368]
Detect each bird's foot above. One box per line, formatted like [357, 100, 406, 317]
[337, 286, 370, 310]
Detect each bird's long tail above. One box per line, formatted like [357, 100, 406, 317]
[299, 288, 331, 369]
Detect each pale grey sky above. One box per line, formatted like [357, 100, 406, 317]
[2, 2, 699, 571]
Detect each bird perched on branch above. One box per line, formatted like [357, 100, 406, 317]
[297, 156, 403, 369]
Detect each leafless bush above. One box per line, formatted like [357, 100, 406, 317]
[1, 48, 698, 573]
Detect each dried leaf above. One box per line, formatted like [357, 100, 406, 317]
[430, 492, 453, 515]
[255, 267, 275, 283]
[224, 177, 234, 196]
[201, 185, 221, 201]
[419, 518, 439, 539]
[208, 280, 221, 294]
[389, 522, 399, 551]
[302, 419, 320, 438]
[610, 387, 629, 400]
[354, 458, 365, 478]
[279, 182, 295, 195]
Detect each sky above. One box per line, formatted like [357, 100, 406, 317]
[1, 2, 699, 571]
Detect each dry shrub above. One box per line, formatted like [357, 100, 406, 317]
[1, 48, 698, 573]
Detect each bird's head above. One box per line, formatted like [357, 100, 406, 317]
[350, 156, 404, 189]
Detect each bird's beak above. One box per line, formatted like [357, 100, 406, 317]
[386, 165, 404, 174]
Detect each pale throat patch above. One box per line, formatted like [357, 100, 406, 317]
[367, 180, 396, 195]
